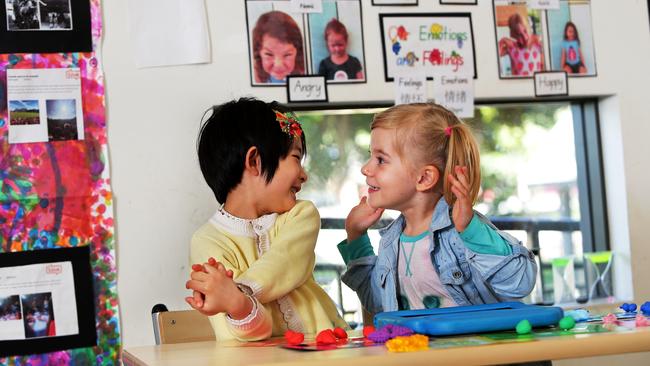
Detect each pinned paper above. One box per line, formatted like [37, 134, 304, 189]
[534, 71, 568, 97]
[291, 0, 323, 13]
[128, 0, 210, 68]
[432, 72, 474, 118]
[394, 68, 428, 105]
[7, 68, 84, 144]
[527, 0, 560, 9]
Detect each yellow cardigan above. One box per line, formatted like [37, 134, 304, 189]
[190, 200, 347, 341]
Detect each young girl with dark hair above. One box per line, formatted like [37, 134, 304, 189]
[560, 21, 587, 74]
[186, 97, 346, 341]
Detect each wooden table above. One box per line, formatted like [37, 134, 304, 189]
[123, 325, 650, 366]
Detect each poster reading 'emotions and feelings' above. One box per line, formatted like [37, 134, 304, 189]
[379, 13, 476, 81]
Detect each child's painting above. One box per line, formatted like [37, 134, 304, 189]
[546, 0, 596, 76]
[0, 0, 120, 362]
[308, 0, 365, 83]
[245, 0, 308, 86]
[379, 13, 476, 81]
[493, 0, 547, 78]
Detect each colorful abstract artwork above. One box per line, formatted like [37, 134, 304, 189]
[0, 0, 120, 364]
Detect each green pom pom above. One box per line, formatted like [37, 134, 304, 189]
[516, 319, 532, 334]
[558, 316, 576, 330]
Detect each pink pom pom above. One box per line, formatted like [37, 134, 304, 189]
[635, 314, 650, 327]
[602, 313, 619, 325]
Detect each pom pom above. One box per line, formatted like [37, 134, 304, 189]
[620, 303, 637, 313]
[362, 325, 375, 338]
[284, 330, 304, 345]
[640, 301, 650, 316]
[385, 334, 429, 352]
[558, 316, 576, 330]
[635, 314, 649, 327]
[367, 324, 414, 343]
[316, 329, 337, 345]
[602, 313, 619, 325]
[333, 327, 348, 339]
[516, 319, 532, 334]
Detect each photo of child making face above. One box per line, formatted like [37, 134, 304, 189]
[547, 0, 597, 76]
[245, 0, 364, 85]
[246, 1, 307, 85]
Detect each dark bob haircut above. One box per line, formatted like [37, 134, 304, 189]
[197, 97, 306, 203]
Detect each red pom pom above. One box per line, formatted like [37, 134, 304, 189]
[333, 327, 348, 339]
[284, 330, 304, 345]
[316, 329, 337, 345]
[362, 325, 376, 338]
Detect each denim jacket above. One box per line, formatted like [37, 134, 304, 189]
[338, 199, 538, 314]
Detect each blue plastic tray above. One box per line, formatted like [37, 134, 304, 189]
[374, 302, 563, 336]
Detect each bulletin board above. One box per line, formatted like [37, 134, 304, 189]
[0, 0, 120, 363]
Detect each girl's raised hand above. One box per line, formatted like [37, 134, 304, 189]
[449, 166, 473, 233]
[345, 196, 385, 242]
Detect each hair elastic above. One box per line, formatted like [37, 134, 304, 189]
[444, 126, 452, 136]
[273, 110, 303, 138]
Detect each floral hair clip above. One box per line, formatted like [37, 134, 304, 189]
[273, 110, 303, 138]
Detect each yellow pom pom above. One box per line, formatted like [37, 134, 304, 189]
[385, 334, 429, 352]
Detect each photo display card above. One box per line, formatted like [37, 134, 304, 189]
[546, 0, 596, 76]
[0, 246, 96, 357]
[493, 0, 548, 78]
[379, 13, 476, 81]
[245, 0, 366, 86]
[7, 68, 85, 144]
[493, 0, 596, 78]
[0, 0, 92, 53]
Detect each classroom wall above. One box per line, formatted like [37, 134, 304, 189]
[102, 0, 650, 351]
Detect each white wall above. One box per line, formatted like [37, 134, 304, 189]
[102, 0, 650, 350]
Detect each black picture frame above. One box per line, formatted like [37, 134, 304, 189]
[533, 71, 569, 97]
[286, 75, 328, 103]
[0, 246, 97, 357]
[379, 13, 477, 82]
[440, 0, 478, 5]
[0, 0, 92, 54]
[372, 0, 418, 5]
